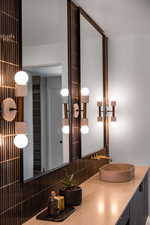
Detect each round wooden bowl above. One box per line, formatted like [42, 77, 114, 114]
[99, 163, 135, 183]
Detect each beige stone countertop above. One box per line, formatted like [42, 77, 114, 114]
[24, 166, 149, 225]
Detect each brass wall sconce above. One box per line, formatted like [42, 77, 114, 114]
[72, 87, 90, 134]
[97, 100, 117, 122]
[61, 88, 70, 134]
[80, 88, 89, 134]
[0, 71, 29, 148]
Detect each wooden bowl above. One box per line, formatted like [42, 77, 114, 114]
[99, 163, 135, 183]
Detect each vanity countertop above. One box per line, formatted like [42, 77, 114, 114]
[24, 166, 149, 225]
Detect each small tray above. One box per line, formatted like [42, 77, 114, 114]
[36, 207, 76, 222]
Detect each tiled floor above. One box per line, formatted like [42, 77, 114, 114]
[146, 217, 150, 225]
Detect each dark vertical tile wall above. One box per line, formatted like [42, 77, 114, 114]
[32, 76, 41, 173]
[0, 0, 22, 225]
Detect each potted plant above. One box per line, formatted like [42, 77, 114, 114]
[60, 174, 82, 207]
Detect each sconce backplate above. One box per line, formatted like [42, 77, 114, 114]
[73, 103, 79, 118]
[1, 98, 17, 122]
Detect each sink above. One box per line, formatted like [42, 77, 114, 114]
[99, 163, 135, 183]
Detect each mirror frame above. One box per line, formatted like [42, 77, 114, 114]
[79, 8, 109, 158]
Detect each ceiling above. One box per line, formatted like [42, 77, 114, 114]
[22, 0, 150, 47]
[76, 0, 150, 37]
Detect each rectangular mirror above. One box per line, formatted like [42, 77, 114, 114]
[22, 0, 69, 181]
[80, 12, 104, 157]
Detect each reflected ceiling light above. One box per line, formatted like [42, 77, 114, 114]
[14, 71, 29, 85]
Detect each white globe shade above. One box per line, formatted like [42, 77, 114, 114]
[14, 134, 28, 148]
[81, 125, 89, 134]
[60, 88, 69, 97]
[15, 71, 29, 85]
[81, 88, 90, 96]
[62, 125, 69, 134]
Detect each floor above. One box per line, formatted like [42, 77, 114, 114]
[146, 217, 150, 225]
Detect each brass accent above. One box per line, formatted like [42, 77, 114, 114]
[54, 196, 65, 211]
[15, 84, 27, 97]
[91, 153, 112, 161]
[1, 85, 15, 89]
[0, 60, 19, 67]
[1, 98, 17, 121]
[15, 122, 27, 134]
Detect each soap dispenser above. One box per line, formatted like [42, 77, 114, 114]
[48, 191, 59, 217]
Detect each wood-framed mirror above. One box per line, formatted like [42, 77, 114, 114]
[22, 0, 70, 181]
[79, 8, 109, 158]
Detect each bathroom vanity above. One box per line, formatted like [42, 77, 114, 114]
[24, 166, 149, 225]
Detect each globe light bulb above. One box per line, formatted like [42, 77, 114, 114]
[81, 125, 89, 134]
[14, 71, 29, 85]
[14, 134, 28, 148]
[62, 125, 69, 134]
[81, 88, 90, 96]
[60, 88, 69, 97]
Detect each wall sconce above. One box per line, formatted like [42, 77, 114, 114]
[97, 100, 103, 126]
[15, 71, 29, 97]
[97, 99, 117, 122]
[0, 71, 29, 148]
[14, 122, 28, 148]
[1, 97, 17, 122]
[80, 88, 89, 134]
[60, 88, 70, 134]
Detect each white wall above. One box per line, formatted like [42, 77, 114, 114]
[109, 35, 150, 165]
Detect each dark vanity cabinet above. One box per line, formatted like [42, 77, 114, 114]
[116, 173, 148, 225]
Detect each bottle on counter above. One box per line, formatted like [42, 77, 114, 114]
[48, 191, 59, 217]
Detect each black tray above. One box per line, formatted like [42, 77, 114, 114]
[36, 207, 76, 222]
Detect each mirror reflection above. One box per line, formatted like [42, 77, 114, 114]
[80, 14, 104, 157]
[22, 0, 69, 181]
